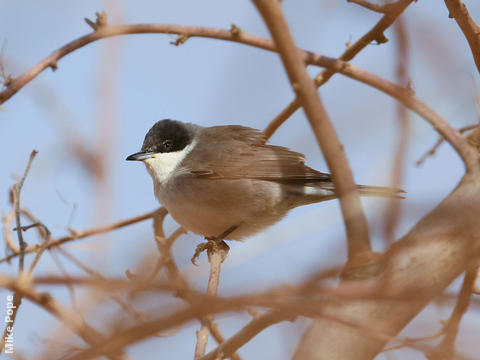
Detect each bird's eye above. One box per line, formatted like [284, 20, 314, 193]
[162, 140, 173, 151]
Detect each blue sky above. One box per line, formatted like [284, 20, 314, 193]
[1, 1, 479, 359]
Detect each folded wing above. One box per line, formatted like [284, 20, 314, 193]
[181, 125, 332, 184]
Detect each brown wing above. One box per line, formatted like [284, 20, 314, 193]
[180, 125, 332, 184]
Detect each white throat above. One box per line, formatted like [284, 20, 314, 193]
[143, 141, 195, 184]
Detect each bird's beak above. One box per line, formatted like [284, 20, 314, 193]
[126, 151, 155, 161]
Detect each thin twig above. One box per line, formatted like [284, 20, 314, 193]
[200, 310, 287, 360]
[2, 211, 16, 253]
[416, 125, 477, 166]
[0, 207, 163, 264]
[149, 226, 186, 281]
[382, 330, 444, 353]
[56, 246, 148, 320]
[204, 318, 242, 360]
[152, 209, 187, 288]
[48, 250, 79, 311]
[428, 268, 477, 360]
[382, 330, 443, 353]
[26, 222, 51, 274]
[3, 208, 48, 255]
[347, 0, 391, 13]
[13, 150, 38, 271]
[0, 150, 38, 353]
[0, 41, 13, 87]
[383, 16, 410, 244]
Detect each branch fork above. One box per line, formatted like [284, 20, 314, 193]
[85, 11, 108, 31]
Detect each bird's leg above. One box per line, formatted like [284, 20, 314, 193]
[190, 225, 237, 265]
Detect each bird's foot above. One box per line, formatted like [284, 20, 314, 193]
[190, 225, 237, 265]
[191, 237, 230, 266]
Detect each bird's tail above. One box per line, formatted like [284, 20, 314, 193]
[291, 183, 405, 207]
[357, 185, 406, 199]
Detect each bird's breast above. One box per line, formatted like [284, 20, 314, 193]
[152, 177, 288, 239]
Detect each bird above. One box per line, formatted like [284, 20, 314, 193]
[126, 119, 403, 244]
